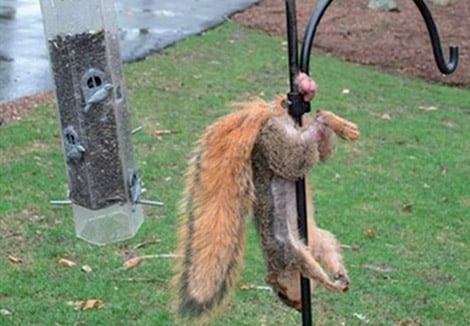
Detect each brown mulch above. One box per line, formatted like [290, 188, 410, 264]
[233, 0, 469, 86]
[1, 0, 468, 125]
[0, 91, 54, 125]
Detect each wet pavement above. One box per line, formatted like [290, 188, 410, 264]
[0, 0, 258, 103]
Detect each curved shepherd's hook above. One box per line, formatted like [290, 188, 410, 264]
[284, 1, 459, 325]
[300, 0, 459, 76]
[412, 0, 458, 74]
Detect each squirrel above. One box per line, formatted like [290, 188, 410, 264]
[173, 73, 359, 323]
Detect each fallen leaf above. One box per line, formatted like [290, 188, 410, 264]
[381, 113, 392, 120]
[81, 265, 93, 273]
[134, 238, 161, 249]
[123, 256, 142, 270]
[72, 299, 105, 310]
[353, 312, 370, 323]
[423, 183, 431, 189]
[442, 120, 456, 128]
[114, 276, 164, 283]
[238, 284, 271, 291]
[402, 202, 414, 212]
[131, 126, 143, 135]
[83, 299, 105, 310]
[418, 105, 438, 112]
[140, 253, 179, 259]
[0, 308, 12, 316]
[239, 284, 256, 290]
[7, 255, 23, 264]
[154, 129, 175, 136]
[440, 164, 448, 175]
[363, 264, 395, 273]
[396, 318, 423, 326]
[363, 228, 377, 238]
[58, 258, 76, 267]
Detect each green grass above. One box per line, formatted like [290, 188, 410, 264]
[1, 22, 469, 325]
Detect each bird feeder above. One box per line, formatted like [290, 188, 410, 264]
[40, 0, 160, 245]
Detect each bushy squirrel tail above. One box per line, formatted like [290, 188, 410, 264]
[174, 99, 279, 321]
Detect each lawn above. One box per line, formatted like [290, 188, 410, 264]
[0, 22, 469, 325]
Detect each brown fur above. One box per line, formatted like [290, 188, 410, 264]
[251, 109, 350, 308]
[174, 99, 281, 322]
[174, 97, 358, 322]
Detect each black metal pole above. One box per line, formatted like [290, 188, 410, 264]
[286, 0, 299, 91]
[285, 1, 312, 325]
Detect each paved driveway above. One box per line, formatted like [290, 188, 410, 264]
[0, 0, 258, 102]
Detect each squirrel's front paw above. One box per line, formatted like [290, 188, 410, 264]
[322, 273, 349, 293]
[316, 111, 360, 142]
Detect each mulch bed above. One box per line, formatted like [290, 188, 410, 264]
[1, 0, 468, 125]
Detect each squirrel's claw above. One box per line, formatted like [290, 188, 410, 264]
[334, 272, 350, 292]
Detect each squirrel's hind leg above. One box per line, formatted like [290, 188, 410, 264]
[283, 226, 348, 293]
[271, 177, 347, 293]
[310, 227, 349, 289]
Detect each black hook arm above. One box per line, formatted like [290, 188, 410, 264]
[300, 0, 334, 74]
[413, 0, 458, 75]
[300, 0, 459, 76]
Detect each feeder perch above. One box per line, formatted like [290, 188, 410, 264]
[40, 0, 160, 245]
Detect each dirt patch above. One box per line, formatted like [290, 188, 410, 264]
[233, 0, 469, 87]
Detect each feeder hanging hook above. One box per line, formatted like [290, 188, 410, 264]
[299, 0, 459, 76]
[412, 0, 458, 75]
